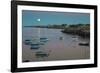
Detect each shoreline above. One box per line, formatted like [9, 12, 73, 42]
[24, 24, 90, 38]
[61, 28, 90, 38]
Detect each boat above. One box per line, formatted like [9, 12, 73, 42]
[30, 45, 40, 49]
[24, 39, 31, 45]
[35, 51, 49, 58]
[40, 37, 49, 42]
[59, 37, 63, 40]
[30, 43, 40, 49]
[23, 60, 30, 62]
[38, 42, 45, 45]
[79, 42, 89, 46]
[40, 38, 48, 40]
[40, 37, 48, 40]
[72, 37, 78, 41]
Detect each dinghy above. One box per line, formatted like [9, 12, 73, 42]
[30, 43, 40, 49]
[23, 60, 30, 62]
[79, 42, 89, 46]
[35, 51, 50, 58]
[40, 37, 49, 42]
[24, 39, 31, 45]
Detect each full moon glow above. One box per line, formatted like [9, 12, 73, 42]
[37, 18, 41, 21]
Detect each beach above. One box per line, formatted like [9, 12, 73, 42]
[22, 27, 90, 62]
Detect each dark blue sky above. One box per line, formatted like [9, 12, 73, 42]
[22, 10, 90, 26]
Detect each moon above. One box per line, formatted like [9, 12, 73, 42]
[37, 18, 40, 21]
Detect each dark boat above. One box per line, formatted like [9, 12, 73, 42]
[79, 42, 89, 46]
[40, 38, 47, 40]
[35, 51, 49, 58]
[59, 37, 63, 40]
[24, 39, 31, 45]
[30, 43, 40, 49]
[23, 60, 30, 62]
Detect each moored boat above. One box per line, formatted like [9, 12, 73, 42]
[35, 51, 49, 57]
[40, 37, 49, 42]
[30, 43, 40, 49]
[79, 42, 89, 46]
[24, 39, 31, 45]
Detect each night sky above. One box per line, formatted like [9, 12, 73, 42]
[22, 10, 90, 26]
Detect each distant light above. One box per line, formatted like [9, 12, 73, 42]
[37, 18, 41, 21]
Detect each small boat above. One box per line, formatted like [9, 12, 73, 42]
[23, 60, 30, 62]
[35, 51, 50, 58]
[40, 38, 49, 42]
[38, 42, 45, 45]
[31, 43, 39, 46]
[40, 38, 48, 40]
[30, 45, 40, 49]
[72, 36, 78, 41]
[30, 43, 40, 49]
[59, 37, 63, 40]
[40, 38, 47, 40]
[40, 40, 48, 43]
[24, 39, 31, 45]
[79, 42, 89, 46]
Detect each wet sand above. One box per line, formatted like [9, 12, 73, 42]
[22, 28, 90, 62]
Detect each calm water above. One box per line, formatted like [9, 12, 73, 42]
[22, 27, 90, 62]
